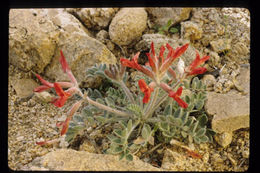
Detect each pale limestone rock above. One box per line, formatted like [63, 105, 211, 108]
[205, 90, 249, 133]
[109, 8, 147, 46]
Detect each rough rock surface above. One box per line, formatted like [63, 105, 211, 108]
[9, 9, 59, 73]
[146, 8, 192, 26]
[181, 21, 203, 41]
[109, 8, 147, 46]
[66, 8, 119, 30]
[27, 149, 162, 171]
[205, 90, 249, 133]
[214, 132, 233, 148]
[10, 78, 38, 99]
[9, 9, 117, 87]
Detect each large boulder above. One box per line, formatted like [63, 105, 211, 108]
[9, 9, 117, 87]
[109, 8, 147, 46]
[205, 90, 249, 133]
[27, 149, 162, 171]
[66, 8, 119, 30]
[146, 8, 192, 26]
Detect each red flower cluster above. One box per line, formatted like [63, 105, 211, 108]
[34, 50, 78, 107]
[120, 42, 209, 109]
[34, 50, 82, 145]
[186, 51, 210, 76]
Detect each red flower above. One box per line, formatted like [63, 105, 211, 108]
[120, 52, 155, 80]
[138, 79, 154, 103]
[51, 83, 71, 107]
[33, 74, 54, 92]
[186, 51, 210, 76]
[168, 87, 188, 108]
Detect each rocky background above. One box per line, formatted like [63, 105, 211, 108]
[8, 8, 250, 171]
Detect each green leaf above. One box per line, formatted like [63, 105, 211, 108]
[126, 104, 143, 117]
[158, 115, 167, 121]
[181, 131, 188, 138]
[191, 121, 199, 133]
[73, 115, 83, 123]
[119, 153, 125, 160]
[142, 123, 152, 139]
[105, 97, 115, 107]
[94, 89, 103, 98]
[185, 95, 190, 104]
[183, 80, 190, 89]
[163, 104, 172, 116]
[197, 114, 208, 127]
[114, 129, 123, 138]
[95, 116, 106, 123]
[127, 119, 133, 133]
[173, 108, 181, 118]
[195, 100, 204, 110]
[199, 135, 209, 143]
[162, 131, 174, 138]
[126, 154, 133, 161]
[159, 122, 170, 131]
[182, 126, 189, 132]
[114, 146, 124, 153]
[169, 27, 178, 33]
[181, 112, 189, 125]
[194, 136, 201, 144]
[196, 128, 206, 137]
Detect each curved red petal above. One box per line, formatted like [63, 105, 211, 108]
[138, 79, 148, 93]
[176, 87, 183, 97]
[35, 74, 54, 88]
[174, 97, 188, 109]
[189, 67, 207, 76]
[173, 43, 189, 58]
[151, 42, 155, 56]
[59, 50, 70, 73]
[33, 85, 51, 92]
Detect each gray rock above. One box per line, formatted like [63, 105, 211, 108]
[11, 78, 38, 99]
[9, 9, 60, 73]
[109, 8, 147, 46]
[28, 149, 162, 171]
[234, 66, 250, 95]
[181, 21, 203, 41]
[210, 38, 232, 53]
[214, 132, 233, 148]
[146, 8, 192, 26]
[9, 9, 117, 87]
[205, 90, 249, 133]
[67, 8, 119, 30]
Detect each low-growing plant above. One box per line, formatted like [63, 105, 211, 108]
[34, 42, 215, 161]
[154, 19, 180, 35]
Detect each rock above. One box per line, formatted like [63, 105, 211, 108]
[234, 66, 250, 95]
[34, 91, 54, 103]
[42, 9, 117, 86]
[214, 132, 233, 148]
[9, 9, 117, 88]
[210, 38, 232, 53]
[201, 74, 216, 90]
[109, 8, 147, 46]
[67, 8, 119, 30]
[9, 9, 59, 73]
[96, 30, 109, 43]
[11, 78, 38, 99]
[28, 149, 162, 171]
[146, 8, 192, 26]
[181, 21, 203, 41]
[205, 90, 249, 133]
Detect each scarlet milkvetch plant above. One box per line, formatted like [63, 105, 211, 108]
[34, 43, 215, 161]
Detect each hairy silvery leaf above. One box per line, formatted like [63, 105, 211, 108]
[181, 112, 189, 125]
[197, 114, 208, 127]
[195, 100, 204, 110]
[173, 108, 181, 118]
[196, 128, 206, 137]
[126, 154, 133, 161]
[65, 125, 84, 143]
[159, 122, 170, 131]
[163, 104, 172, 115]
[126, 104, 143, 117]
[199, 135, 209, 143]
[191, 121, 199, 133]
[158, 115, 167, 121]
[127, 119, 133, 133]
[194, 136, 200, 144]
[142, 123, 151, 140]
[183, 79, 190, 89]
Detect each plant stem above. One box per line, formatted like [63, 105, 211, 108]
[119, 80, 136, 104]
[144, 87, 159, 119]
[85, 96, 132, 118]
